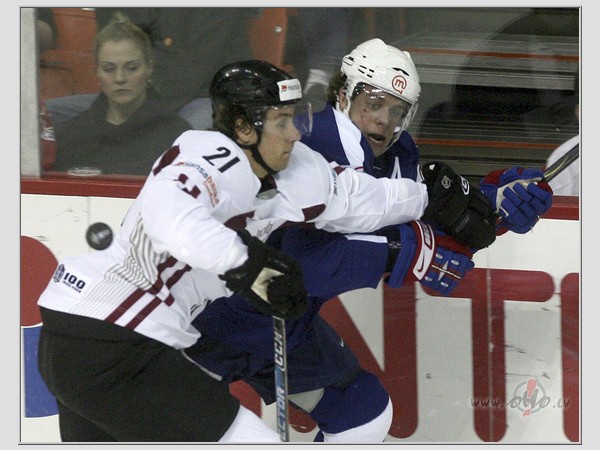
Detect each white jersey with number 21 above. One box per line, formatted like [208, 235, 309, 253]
[38, 130, 428, 349]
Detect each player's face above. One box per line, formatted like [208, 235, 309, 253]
[96, 40, 151, 111]
[348, 85, 411, 157]
[258, 104, 312, 172]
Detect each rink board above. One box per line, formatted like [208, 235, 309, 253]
[20, 185, 580, 443]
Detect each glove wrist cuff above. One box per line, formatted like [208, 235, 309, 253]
[387, 223, 435, 287]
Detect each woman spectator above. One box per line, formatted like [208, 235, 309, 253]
[52, 14, 191, 176]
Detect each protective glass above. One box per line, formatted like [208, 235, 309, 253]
[291, 102, 313, 138]
[254, 102, 313, 139]
[354, 85, 412, 130]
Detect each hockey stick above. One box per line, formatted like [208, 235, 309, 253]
[543, 144, 579, 182]
[273, 316, 290, 442]
[497, 143, 579, 222]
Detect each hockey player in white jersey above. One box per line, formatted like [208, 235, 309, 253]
[36, 59, 493, 442]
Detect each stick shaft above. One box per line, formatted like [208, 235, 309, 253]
[273, 316, 290, 442]
[543, 144, 579, 182]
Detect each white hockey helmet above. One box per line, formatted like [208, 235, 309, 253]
[341, 38, 421, 136]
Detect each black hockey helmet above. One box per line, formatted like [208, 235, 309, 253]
[210, 59, 311, 135]
[211, 60, 302, 108]
[210, 60, 312, 175]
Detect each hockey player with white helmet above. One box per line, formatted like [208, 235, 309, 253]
[337, 37, 421, 152]
[36, 58, 488, 442]
[188, 39, 553, 442]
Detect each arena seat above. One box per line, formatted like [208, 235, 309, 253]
[248, 8, 296, 73]
[39, 8, 98, 101]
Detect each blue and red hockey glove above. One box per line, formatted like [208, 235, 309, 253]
[386, 221, 474, 296]
[480, 167, 553, 235]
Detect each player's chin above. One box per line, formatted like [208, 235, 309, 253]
[275, 153, 292, 171]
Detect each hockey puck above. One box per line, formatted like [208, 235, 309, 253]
[86, 222, 113, 250]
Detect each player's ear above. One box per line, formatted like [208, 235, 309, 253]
[338, 87, 349, 112]
[235, 118, 258, 145]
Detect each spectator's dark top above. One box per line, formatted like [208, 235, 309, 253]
[94, 7, 259, 112]
[36, 7, 56, 33]
[54, 88, 192, 176]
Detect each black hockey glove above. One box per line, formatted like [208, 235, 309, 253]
[421, 161, 497, 250]
[219, 230, 307, 320]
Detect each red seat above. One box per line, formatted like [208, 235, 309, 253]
[248, 8, 296, 73]
[39, 8, 98, 101]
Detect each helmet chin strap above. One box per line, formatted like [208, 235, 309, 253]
[239, 135, 279, 176]
[388, 126, 403, 149]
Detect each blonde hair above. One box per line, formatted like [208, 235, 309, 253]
[94, 12, 153, 67]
